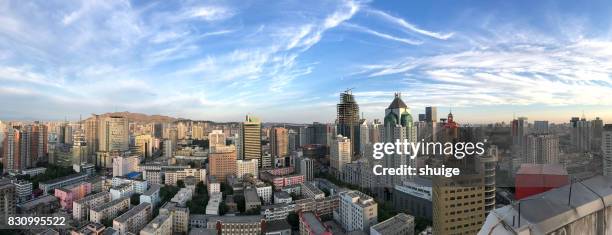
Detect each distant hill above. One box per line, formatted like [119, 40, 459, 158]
[89, 111, 177, 123]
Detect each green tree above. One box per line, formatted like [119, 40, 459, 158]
[234, 195, 245, 213]
[196, 181, 207, 195]
[287, 212, 299, 229]
[131, 193, 141, 205]
[177, 180, 185, 188]
[160, 185, 180, 203]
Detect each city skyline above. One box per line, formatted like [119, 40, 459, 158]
[2, 0, 612, 123]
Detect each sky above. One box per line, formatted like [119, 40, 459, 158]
[1, 0, 612, 124]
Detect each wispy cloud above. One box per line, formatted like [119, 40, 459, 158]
[366, 8, 454, 40]
[343, 23, 422, 45]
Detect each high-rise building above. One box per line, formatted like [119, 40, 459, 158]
[300, 158, 314, 181]
[236, 159, 259, 179]
[85, 115, 100, 156]
[288, 129, 299, 152]
[511, 117, 528, 146]
[337, 90, 361, 156]
[98, 116, 129, 153]
[135, 134, 154, 158]
[72, 128, 88, 165]
[2, 126, 21, 172]
[192, 124, 205, 140]
[330, 135, 351, 177]
[425, 106, 437, 123]
[337, 190, 378, 232]
[19, 123, 48, 168]
[208, 130, 226, 149]
[533, 120, 549, 134]
[570, 117, 592, 153]
[270, 127, 288, 164]
[0, 180, 16, 223]
[382, 93, 416, 186]
[524, 134, 559, 164]
[591, 117, 604, 151]
[176, 122, 188, 140]
[602, 124, 612, 176]
[239, 115, 262, 166]
[208, 148, 237, 182]
[359, 119, 369, 156]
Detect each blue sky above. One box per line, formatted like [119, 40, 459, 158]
[1, 0, 612, 123]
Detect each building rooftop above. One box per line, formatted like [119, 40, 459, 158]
[75, 191, 109, 204]
[370, 213, 414, 233]
[341, 190, 376, 207]
[92, 197, 129, 212]
[480, 175, 612, 234]
[265, 220, 292, 233]
[244, 188, 260, 203]
[301, 212, 328, 234]
[274, 191, 291, 199]
[41, 173, 87, 185]
[141, 214, 171, 234]
[207, 215, 263, 224]
[114, 202, 151, 223]
[18, 195, 57, 210]
[142, 184, 160, 196]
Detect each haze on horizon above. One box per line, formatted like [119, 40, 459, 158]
[1, 0, 612, 123]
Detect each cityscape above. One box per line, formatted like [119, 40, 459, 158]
[1, 0, 612, 235]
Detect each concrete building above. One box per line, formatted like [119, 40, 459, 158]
[12, 180, 32, 203]
[330, 135, 351, 176]
[208, 149, 237, 182]
[336, 190, 377, 232]
[159, 202, 189, 234]
[392, 177, 432, 220]
[73, 191, 111, 221]
[98, 116, 129, 153]
[524, 134, 559, 164]
[113, 203, 152, 235]
[244, 188, 262, 211]
[602, 124, 612, 176]
[370, 213, 414, 235]
[140, 184, 160, 208]
[208, 130, 226, 149]
[0, 180, 16, 222]
[570, 117, 592, 153]
[262, 203, 296, 221]
[110, 183, 135, 200]
[89, 196, 130, 224]
[236, 159, 259, 179]
[206, 192, 222, 215]
[270, 127, 289, 164]
[299, 211, 331, 235]
[299, 158, 314, 182]
[206, 215, 265, 235]
[140, 213, 173, 235]
[301, 182, 325, 200]
[39, 173, 88, 194]
[478, 175, 612, 235]
[135, 134, 154, 158]
[273, 191, 292, 204]
[164, 168, 206, 186]
[254, 182, 273, 204]
[170, 188, 193, 207]
[112, 155, 140, 177]
[265, 220, 292, 235]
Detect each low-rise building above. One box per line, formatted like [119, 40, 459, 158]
[206, 192, 222, 215]
[265, 220, 292, 235]
[244, 188, 262, 211]
[110, 183, 135, 200]
[73, 191, 111, 221]
[140, 213, 173, 235]
[164, 168, 206, 186]
[112, 177, 148, 194]
[113, 203, 152, 235]
[12, 180, 32, 203]
[159, 202, 189, 234]
[206, 215, 265, 235]
[274, 191, 292, 204]
[254, 182, 272, 204]
[140, 184, 160, 208]
[17, 194, 59, 215]
[39, 173, 88, 194]
[301, 182, 325, 200]
[262, 203, 296, 221]
[170, 188, 193, 207]
[89, 197, 130, 224]
[336, 190, 377, 232]
[370, 213, 415, 235]
[299, 211, 331, 235]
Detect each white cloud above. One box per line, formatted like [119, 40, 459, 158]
[343, 23, 422, 45]
[366, 8, 454, 40]
[187, 6, 234, 21]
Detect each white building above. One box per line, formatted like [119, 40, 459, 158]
[12, 180, 32, 203]
[273, 191, 292, 204]
[170, 188, 193, 207]
[112, 177, 148, 194]
[113, 202, 152, 235]
[236, 159, 259, 179]
[299, 158, 314, 182]
[335, 190, 378, 232]
[112, 155, 140, 177]
[141, 213, 173, 235]
[206, 192, 222, 215]
[254, 182, 273, 204]
[140, 184, 161, 208]
[330, 135, 351, 175]
[208, 181, 220, 196]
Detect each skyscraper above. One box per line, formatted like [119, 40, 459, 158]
[382, 93, 416, 186]
[85, 115, 100, 157]
[533, 120, 549, 134]
[98, 116, 129, 152]
[425, 106, 437, 123]
[208, 148, 237, 182]
[511, 117, 528, 146]
[570, 117, 592, 153]
[337, 90, 360, 156]
[359, 119, 369, 156]
[239, 115, 262, 167]
[591, 117, 603, 151]
[2, 126, 21, 172]
[20, 123, 48, 168]
[208, 130, 226, 149]
[524, 134, 559, 164]
[602, 124, 612, 176]
[270, 127, 288, 163]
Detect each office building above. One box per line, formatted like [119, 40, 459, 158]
[425, 106, 437, 123]
[336, 90, 360, 156]
[336, 190, 377, 232]
[98, 116, 129, 152]
[370, 213, 415, 235]
[135, 134, 154, 158]
[239, 115, 262, 166]
[382, 93, 417, 186]
[524, 134, 560, 164]
[299, 158, 314, 181]
[208, 148, 237, 182]
[112, 155, 140, 177]
[113, 202, 152, 235]
[533, 120, 549, 134]
[85, 115, 100, 156]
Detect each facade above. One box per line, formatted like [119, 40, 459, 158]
[603, 124, 612, 176]
[570, 117, 592, 153]
[73, 191, 111, 221]
[336, 191, 377, 232]
[140, 184, 160, 208]
[244, 188, 262, 211]
[524, 134, 559, 164]
[270, 127, 289, 163]
[98, 116, 129, 153]
[135, 134, 154, 158]
[208, 149, 237, 182]
[382, 93, 417, 186]
[262, 203, 296, 221]
[110, 183, 135, 200]
[299, 211, 331, 235]
[12, 180, 32, 203]
[208, 130, 226, 148]
[330, 135, 351, 175]
[239, 115, 262, 166]
[39, 173, 88, 194]
[254, 183, 273, 204]
[370, 213, 415, 235]
[299, 158, 314, 182]
[113, 203, 152, 235]
[206, 215, 265, 235]
[141, 213, 173, 235]
[164, 168, 206, 186]
[432, 170, 485, 234]
[336, 90, 360, 156]
[89, 197, 131, 224]
[236, 159, 259, 179]
[159, 202, 189, 234]
[112, 155, 140, 177]
[0, 180, 16, 222]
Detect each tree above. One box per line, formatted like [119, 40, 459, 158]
[287, 212, 299, 229]
[219, 201, 229, 215]
[220, 182, 233, 196]
[160, 185, 180, 203]
[177, 180, 185, 188]
[415, 217, 432, 233]
[131, 193, 141, 205]
[101, 218, 113, 227]
[196, 182, 207, 196]
[234, 195, 245, 213]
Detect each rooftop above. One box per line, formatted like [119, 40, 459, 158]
[371, 213, 414, 233]
[517, 164, 568, 175]
[92, 197, 129, 212]
[142, 184, 160, 196]
[114, 202, 151, 223]
[207, 215, 263, 224]
[40, 173, 87, 185]
[141, 214, 171, 233]
[301, 212, 328, 234]
[274, 191, 291, 199]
